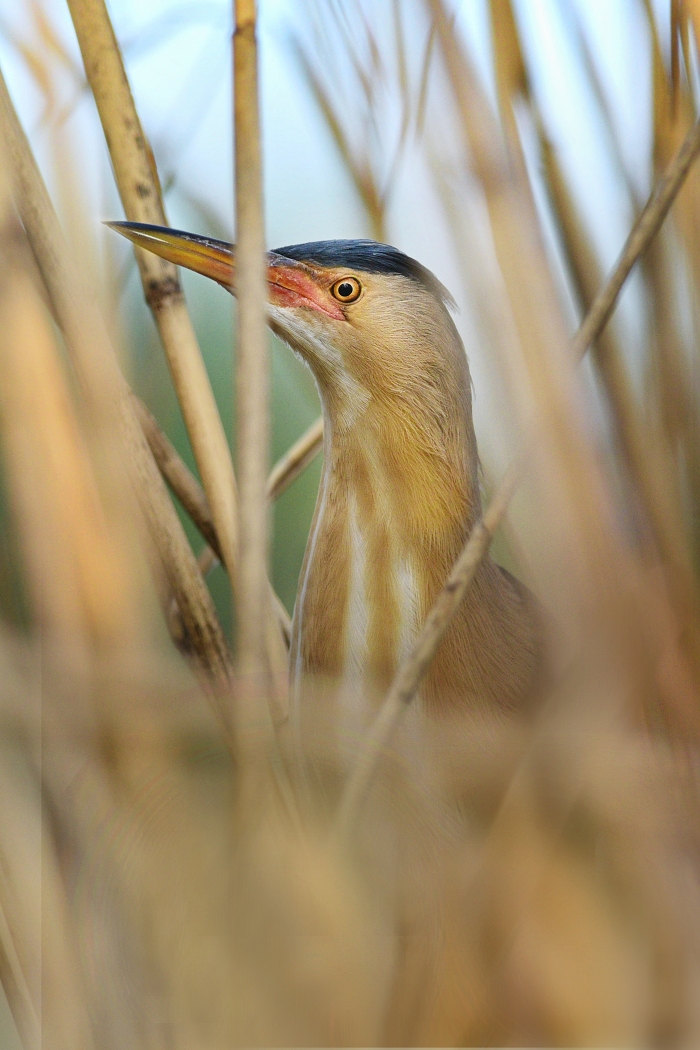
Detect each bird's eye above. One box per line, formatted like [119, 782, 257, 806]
[331, 277, 362, 303]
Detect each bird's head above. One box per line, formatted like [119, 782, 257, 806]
[107, 223, 471, 437]
[109, 222, 482, 541]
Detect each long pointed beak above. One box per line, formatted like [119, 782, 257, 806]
[106, 221, 239, 289]
[106, 221, 345, 321]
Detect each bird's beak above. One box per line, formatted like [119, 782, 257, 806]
[106, 221, 238, 288]
[106, 221, 346, 321]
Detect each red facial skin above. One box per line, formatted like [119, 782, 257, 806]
[105, 225, 348, 320]
[268, 265, 345, 321]
[106, 224, 348, 320]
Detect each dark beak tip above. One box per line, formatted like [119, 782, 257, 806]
[104, 220, 158, 237]
[104, 220, 138, 239]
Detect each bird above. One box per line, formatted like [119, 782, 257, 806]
[108, 222, 541, 723]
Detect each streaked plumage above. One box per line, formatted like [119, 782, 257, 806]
[108, 223, 542, 716]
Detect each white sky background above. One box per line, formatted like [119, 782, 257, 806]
[0, 0, 677, 470]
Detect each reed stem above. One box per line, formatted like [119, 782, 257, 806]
[65, 0, 240, 611]
[0, 64, 234, 706]
[233, 0, 271, 709]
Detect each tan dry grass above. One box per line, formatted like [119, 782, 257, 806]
[0, 1, 699, 1047]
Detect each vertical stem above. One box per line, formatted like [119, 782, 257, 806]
[66, 0, 289, 725]
[233, 1, 270, 694]
[0, 65, 234, 703]
[66, 0, 240, 641]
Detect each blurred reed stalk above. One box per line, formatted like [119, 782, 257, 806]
[136, 397, 224, 562]
[0, 123, 117, 1050]
[0, 195, 126, 648]
[0, 67, 235, 703]
[0, 153, 46, 1050]
[232, 0, 273, 728]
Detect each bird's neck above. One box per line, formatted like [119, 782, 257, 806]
[291, 377, 481, 701]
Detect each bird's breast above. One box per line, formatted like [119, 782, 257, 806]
[343, 495, 420, 687]
[291, 484, 422, 712]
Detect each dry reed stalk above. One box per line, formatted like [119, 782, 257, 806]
[141, 402, 322, 555]
[0, 168, 94, 1050]
[645, 238, 700, 562]
[429, 723, 694, 1045]
[0, 224, 130, 647]
[336, 91, 700, 838]
[687, 0, 700, 64]
[0, 304, 81, 639]
[64, 0, 238, 584]
[646, 11, 693, 271]
[66, 0, 290, 722]
[39, 704, 173, 1050]
[672, 0, 683, 111]
[0, 891, 38, 1050]
[0, 147, 125, 648]
[440, 0, 628, 617]
[470, 0, 618, 601]
[233, 0, 271, 695]
[0, 744, 95, 1050]
[138, 398, 321, 652]
[137, 395, 297, 647]
[644, 14, 700, 560]
[135, 396, 222, 560]
[647, 0, 687, 171]
[0, 67, 234, 701]
[0, 198, 42, 1050]
[646, 1, 700, 313]
[489, 0, 528, 156]
[267, 416, 323, 501]
[295, 42, 387, 238]
[567, 119, 700, 361]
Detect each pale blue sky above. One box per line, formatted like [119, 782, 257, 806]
[0, 0, 663, 247]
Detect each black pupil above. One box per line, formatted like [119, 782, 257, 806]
[338, 282, 354, 298]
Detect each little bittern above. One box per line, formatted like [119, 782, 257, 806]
[110, 223, 541, 714]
